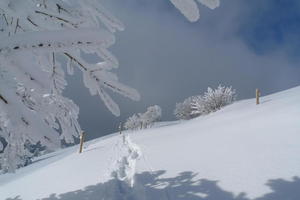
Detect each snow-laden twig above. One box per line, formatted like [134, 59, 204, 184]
[169, 0, 220, 22]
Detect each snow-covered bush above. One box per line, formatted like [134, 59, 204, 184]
[206, 85, 235, 110]
[124, 105, 162, 130]
[174, 96, 195, 120]
[192, 85, 236, 115]
[140, 105, 162, 128]
[175, 85, 236, 120]
[123, 114, 141, 131]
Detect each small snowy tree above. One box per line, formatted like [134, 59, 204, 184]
[124, 105, 162, 130]
[191, 85, 236, 116]
[140, 105, 162, 128]
[174, 96, 195, 120]
[124, 114, 141, 131]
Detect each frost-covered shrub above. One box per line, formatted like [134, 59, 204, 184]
[190, 96, 206, 116]
[175, 85, 236, 120]
[174, 96, 195, 120]
[124, 114, 141, 131]
[124, 105, 162, 130]
[191, 85, 236, 116]
[140, 105, 162, 128]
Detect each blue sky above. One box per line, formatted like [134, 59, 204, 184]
[238, 0, 300, 59]
[65, 0, 300, 140]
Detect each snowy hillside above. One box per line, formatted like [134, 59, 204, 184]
[1, 86, 300, 200]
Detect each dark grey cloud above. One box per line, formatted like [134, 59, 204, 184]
[64, 0, 300, 140]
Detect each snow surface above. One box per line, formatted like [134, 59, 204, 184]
[1, 86, 300, 200]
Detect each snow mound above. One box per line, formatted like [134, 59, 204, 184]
[1, 86, 300, 200]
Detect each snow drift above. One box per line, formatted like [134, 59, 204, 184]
[1, 86, 300, 200]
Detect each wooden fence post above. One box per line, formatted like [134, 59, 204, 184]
[256, 89, 260, 105]
[79, 131, 85, 154]
[119, 122, 123, 135]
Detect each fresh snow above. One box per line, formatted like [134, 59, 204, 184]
[1, 86, 300, 200]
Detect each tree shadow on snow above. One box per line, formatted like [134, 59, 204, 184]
[7, 172, 300, 200]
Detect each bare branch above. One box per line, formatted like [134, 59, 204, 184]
[14, 18, 24, 34]
[27, 17, 39, 27]
[35, 10, 77, 28]
[0, 94, 8, 104]
[56, 4, 70, 14]
[63, 53, 87, 71]
[2, 14, 8, 25]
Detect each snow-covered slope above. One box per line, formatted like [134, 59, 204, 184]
[1, 86, 300, 200]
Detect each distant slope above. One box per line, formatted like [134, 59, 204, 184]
[1, 86, 300, 200]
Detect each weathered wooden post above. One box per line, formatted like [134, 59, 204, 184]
[256, 89, 260, 105]
[79, 131, 85, 154]
[119, 122, 123, 135]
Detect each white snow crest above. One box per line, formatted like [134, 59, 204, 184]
[111, 134, 142, 187]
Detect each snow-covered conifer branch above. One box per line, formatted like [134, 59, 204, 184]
[169, 0, 220, 22]
[0, 0, 138, 172]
